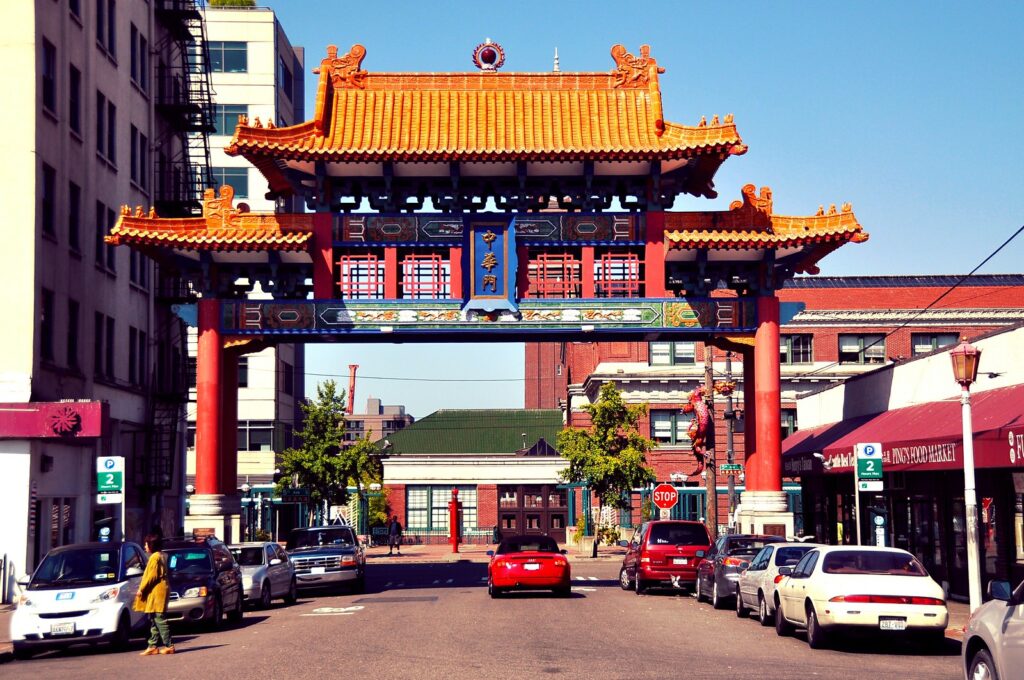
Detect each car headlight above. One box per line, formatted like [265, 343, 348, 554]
[242, 576, 252, 587]
[16, 594, 33, 608]
[341, 555, 355, 564]
[182, 586, 208, 598]
[91, 587, 120, 603]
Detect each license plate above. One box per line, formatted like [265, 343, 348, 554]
[524, 564, 540, 571]
[879, 617, 907, 630]
[50, 622, 75, 636]
[310, 567, 326, 574]
[673, 558, 688, 565]
[56, 592, 75, 601]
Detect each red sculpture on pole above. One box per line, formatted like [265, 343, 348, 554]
[448, 488, 463, 553]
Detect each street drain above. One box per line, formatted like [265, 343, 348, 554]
[353, 596, 438, 603]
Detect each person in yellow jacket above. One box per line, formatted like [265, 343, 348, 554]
[134, 533, 173, 655]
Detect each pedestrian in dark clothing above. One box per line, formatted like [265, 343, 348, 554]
[388, 515, 403, 556]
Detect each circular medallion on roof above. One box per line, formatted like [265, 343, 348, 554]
[472, 39, 505, 71]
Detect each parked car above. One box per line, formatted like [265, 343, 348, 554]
[10, 541, 149, 660]
[286, 525, 365, 594]
[487, 534, 570, 598]
[618, 520, 712, 594]
[163, 537, 244, 629]
[696, 534, 785, 609]
[735, 542, 819, 625]
[229, 542, 298, 608]
[963, 579, 1024, 680]
[775, 545, 947, 649]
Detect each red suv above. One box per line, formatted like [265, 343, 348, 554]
[619, 520, 712, 594]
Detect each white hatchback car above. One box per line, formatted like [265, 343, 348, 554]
[735, 542, 819, 626]
[775, 545, 948, 649]
[10, 541, 149, 659]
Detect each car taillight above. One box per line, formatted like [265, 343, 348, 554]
[553, 559, 567, 568]
[640, 557, 651, 564]
[828, 595, 945, 606]
[722, 557, 746, 567]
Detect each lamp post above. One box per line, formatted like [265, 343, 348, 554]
[240, 483, 252, 541]
[950, 337, 982, 612]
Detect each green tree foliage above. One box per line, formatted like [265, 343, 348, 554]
[557, 382, 656, 518]
[209, 0, 257, 7]
[276, 380, 383, 520]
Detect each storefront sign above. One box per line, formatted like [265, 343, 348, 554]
[0, 401, 106, 439]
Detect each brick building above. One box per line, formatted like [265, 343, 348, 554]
[526, 274, 1024, 528]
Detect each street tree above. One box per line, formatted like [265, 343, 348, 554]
[557, 382, 656, 552]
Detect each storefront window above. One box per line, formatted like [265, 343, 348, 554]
[982, 497, 997, 578]
[1015, 494, 1024, 563]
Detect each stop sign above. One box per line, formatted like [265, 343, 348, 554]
[651, 484, 678, 510]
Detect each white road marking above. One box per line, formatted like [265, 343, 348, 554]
[302, 605, 365, 617]
[432, 580, 440, 584]
[574, 576, 584, 581]
[446, 579, 453, 584]
[587, 576, 598, 581]
[385, 582, 393, 587]
[572, 587, 597, 592]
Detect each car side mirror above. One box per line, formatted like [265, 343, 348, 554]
[561, 549, 568, 554]
[486, 550, 494, 557]
[739, 561, 750, 571]
[695, 550, 706, 558]
[126, 566, 143, 578]
[988, 579, 1012, 602]
[16, 575, 30, 587]
[269, 558, 282, 566]
[778, 566, 794, 577]
[617, 540, 629, 548]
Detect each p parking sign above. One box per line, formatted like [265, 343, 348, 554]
[855, 443, 883, 481]
[96, 456, 125, 493]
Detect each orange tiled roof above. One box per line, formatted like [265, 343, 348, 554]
[105, 186, 313, 252]
[664, 185, 869, 273]
[226, 43, 747, 164]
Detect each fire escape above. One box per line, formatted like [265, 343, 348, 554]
[154, 0, 215, 217]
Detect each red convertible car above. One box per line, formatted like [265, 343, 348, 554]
[487, 535, 571, 598]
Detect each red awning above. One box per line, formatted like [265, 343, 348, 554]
[782, 384, 1024, 475]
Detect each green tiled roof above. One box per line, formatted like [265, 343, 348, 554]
[385, 409, 563, 455]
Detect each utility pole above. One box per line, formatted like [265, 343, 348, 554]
[704, 345, 719, 541]
[724, 351, 736, 531]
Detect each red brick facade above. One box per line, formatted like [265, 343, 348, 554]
[477, 484, 498, 528]
[384, 483, 405, 525]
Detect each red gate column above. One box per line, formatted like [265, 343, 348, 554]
[194, 298, 222, 497]
[735, 293, 792, 537]
[312, 212, 334, 298]
[742, 349, 758, 489]
[220, 351, 239, 497]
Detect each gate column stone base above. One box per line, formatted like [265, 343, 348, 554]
[185, 494, 241, 544]
[733, 490, 793, 537]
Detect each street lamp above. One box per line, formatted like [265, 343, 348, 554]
[240, 483, 252, 541]
[950, 337, 982, 612]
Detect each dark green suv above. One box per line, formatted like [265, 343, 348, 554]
[163, 537, 244, 629]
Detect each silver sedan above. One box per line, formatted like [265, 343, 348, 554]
[229, 542, 298, 609]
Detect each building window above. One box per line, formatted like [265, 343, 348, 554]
[105, 316, 115, 378]
[400, 252, 450, 299]
[130, 126, 147, 188]
[209, 41, 247, 73]
[650, 410, 690, 445]
[42, 38, 57, 115]
[187, 356, 196, 389]
[911, 333, 959, 356]
[96, 0, 116, 58]
[781, 408, 797, 440]
[106, 100, 116, 161]
[594, 250, 641, 298]
[406, 486, 477, 531]
[281, 361, 294, 396]
[130, 250, 148, 288]
[96, 205, 117, 271]
[649, 341, 696, 366]
[95, 91, 106, 155]
[69, 64, 82, 135]
[128, 327, 137, 385]
[237, 420, 274, 452]
[238, 357, 248, 388]
[68, 181, 81, 253]
[67, 299, 79, 369]
[94, 313, 103, 377]
[130, 24, 147, 91]
[41, 163, 56, 238]
[526, 251, 581, 298]
[40, 288, 55, 362]
[279, 57, 293, 101]
[336, 252, 385, 299]
[838, 334, 886, 365]
[70, 0, 81, 19]
[213, 104, 247, 136]
[211, 167, 248, 199]
[780, 334, 813, 365]
[137, 330, 147, 386]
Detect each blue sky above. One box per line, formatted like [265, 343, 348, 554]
[266, 1, 1024, 418]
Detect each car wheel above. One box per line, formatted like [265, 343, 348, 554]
[283, 579, 298, 605]
[111, 612, 131, 650]
[227, 591, 244, 624]
[619, 567, 633, 591]
[635, 573, 647, 595]
[969, 648, 999, 680]
[735, 587, 748, 618]
[207, 595, 224, 631]
[806, 606, 829, 649]
[757, 593, 771, 627]
[775, 601, 793, 637]
[712, 580, 727, 610]
[487, 580, 502, 599]
[695, 576, 703, 602]
[12, 643, 33, 661]
[259, 582, 273, 610]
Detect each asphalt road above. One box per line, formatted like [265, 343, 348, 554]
[4, 561, 962, 679]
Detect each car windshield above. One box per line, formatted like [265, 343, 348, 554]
[497, 537, 560, 554]
[31, 547, 121, 589]
[165, 549, 214, 575]
[774, 546, 814, 567]
[821, 550, 928, 576]
[230, 547, 265, 566]
[647, 524, 710, 547]
[287, 529, 354, 550]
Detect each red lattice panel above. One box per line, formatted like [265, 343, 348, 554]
[527, 252, 582, 298]
[401, 253, 450, 299]
[337, 253, 385, 299]
[595, 252, 641, 298]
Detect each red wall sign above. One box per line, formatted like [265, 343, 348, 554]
[0, 401, 107, 439]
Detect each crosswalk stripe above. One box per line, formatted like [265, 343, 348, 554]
[446, 579, 454, 584]
[588, 576, 598, 581]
